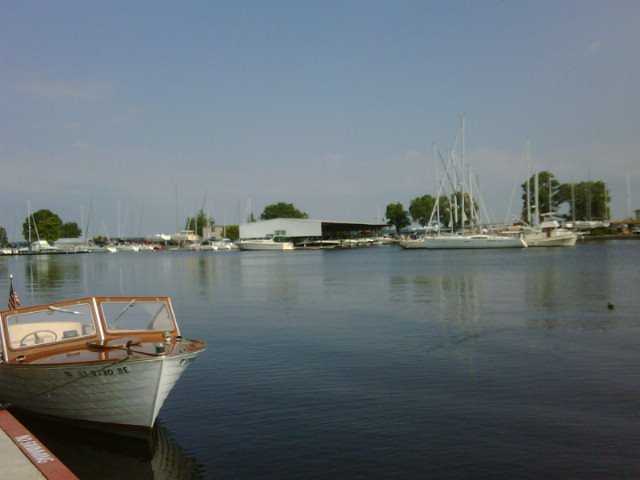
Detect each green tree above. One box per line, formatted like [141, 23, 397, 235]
[60, 222, 82, 238]
[225, 225, 239, 240]
[0, 226, 7, 246]
[385, 202, 410, 234]
[22, 209, 63, 243]
[449, 191, 479, 230]
[521, 171, 562, 222]
[185, 209, 214, 237]
[559, 181, 610, 221]
[260, 202, 308, 220]
[409, 195, 436, 226]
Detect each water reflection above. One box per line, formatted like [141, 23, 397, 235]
[524, 246, 618, 330]
[24, 256, 83, 294]
[237, 252, 314, 307]
[12, 412, 203, 479]
[388, 273, 481, 323]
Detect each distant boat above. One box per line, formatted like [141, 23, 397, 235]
[237, 237, 294, 251]
[511, 214, 577, 247]
[297, 239, 341, 250]
[0, 295, 206, 437]
[30, 240, 60, 254]
[401, 117, 527, 250]
[116, 243, 141, 252]
[212, 238, 238, 250]
[193, 238, 239, 251]
[504, 172, 578, 247]
[402, 233, 526, 249]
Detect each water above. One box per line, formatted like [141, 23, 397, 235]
[1, 242, 639, 478]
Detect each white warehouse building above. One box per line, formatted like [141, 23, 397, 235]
[239, 218, 388, 248]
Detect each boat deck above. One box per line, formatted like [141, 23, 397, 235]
[0, 408, 77, 479]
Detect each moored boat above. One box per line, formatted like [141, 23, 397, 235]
[0, 292, 206, 437]
[401, 117, 526, 251]
[237, 237, 295, 251]
[524, 214, 578, 247]
[401, 233, 527, 249]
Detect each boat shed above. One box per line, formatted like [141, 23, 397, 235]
[239, 218, 388, 246]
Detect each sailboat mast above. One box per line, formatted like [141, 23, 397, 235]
[571, 183, 576, 222]
[627, 174, 632, 219]
[525, 139, 531, 225]
[175, 184, 180, 232]
[27, 201, 32, 244]
[460, 116, 466, 232]
[534, 172, 540, 226]
[587, 169, 592, 220]
[433, 142, 440, 229]
[548, 173, 553, 214]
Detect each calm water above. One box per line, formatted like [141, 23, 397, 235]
[1, 241, 639, 478]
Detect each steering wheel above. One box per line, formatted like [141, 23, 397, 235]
[19, 329, 58, 346]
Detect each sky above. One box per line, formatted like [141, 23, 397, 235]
[1, 0, 639, 239]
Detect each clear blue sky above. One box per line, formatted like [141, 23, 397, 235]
[1, 0, 638, 238]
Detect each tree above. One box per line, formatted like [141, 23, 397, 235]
[521, 171, 562, 223]
[185, 209, 214, 237]
[61, 222, 82, 238]
[448, 191, 479, 230]
[409, 195, 436, 227]
[225, 225, 239, 240]
[22, 209, 63, 243]
[260, 202, 308, 220]
[559, 181, 610, 221]
[0, 226, 7, 246]
[385, 202, 410, 234]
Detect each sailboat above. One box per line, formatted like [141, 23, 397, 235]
[100, 219, 118, 253]
[401, 118, 526, 250]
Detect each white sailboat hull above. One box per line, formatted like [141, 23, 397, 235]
[402, 234, 527, 249]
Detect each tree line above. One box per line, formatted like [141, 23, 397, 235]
[0, 183, 609, 246]
[0, 202, 309, 246]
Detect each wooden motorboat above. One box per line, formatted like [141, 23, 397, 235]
[0, 295, 206, 436]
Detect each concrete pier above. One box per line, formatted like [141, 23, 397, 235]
[0, 410, 77, 479]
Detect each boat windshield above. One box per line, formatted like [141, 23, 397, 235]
[101, 300, 174, 332]
[4, 303, 95, 349]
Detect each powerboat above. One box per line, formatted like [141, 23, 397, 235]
[0, 295, 206, 437]
[237, 237, 294, 251]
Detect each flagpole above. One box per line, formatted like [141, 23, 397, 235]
[8, 274, 20, 311]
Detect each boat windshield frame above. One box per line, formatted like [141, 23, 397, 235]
[0, 296, 180, 362]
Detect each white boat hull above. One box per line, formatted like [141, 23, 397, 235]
[238, 239, 295, 251]
[402, 235, 527, 249]
[524, 231, 578, 247]
[0, 346, 200, 432]
[0, 296, 206, 436]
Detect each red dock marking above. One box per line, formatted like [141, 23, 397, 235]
[0, 410, 78, 479]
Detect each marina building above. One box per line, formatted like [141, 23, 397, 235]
[239, 218, 389, 248]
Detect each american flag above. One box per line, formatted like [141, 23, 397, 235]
[8, 277, 20, 310]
